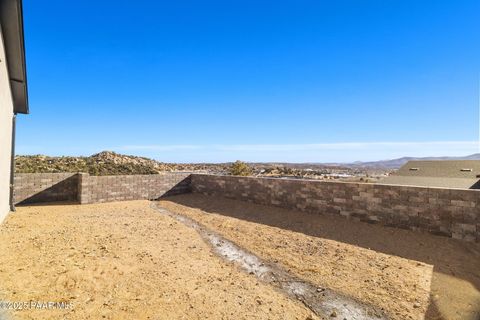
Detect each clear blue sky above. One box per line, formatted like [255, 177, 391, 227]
[17, 0, 480, 163]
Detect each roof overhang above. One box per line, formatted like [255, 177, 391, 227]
[0, 0, 28, 114]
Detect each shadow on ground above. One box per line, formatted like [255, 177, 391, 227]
[163, 193, 480, 320]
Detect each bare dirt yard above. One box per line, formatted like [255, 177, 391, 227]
[158, 194, 480, 320]
[0, 201, 317, 320]
[0, 195, 478, 320]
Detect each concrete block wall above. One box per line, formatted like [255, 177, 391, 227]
[14, 173, 78, 204]
[191, 174, 480, 242]
[78, 173, 191, 204]
[13, 172, 480, 242]
[14, 173, 191, 205]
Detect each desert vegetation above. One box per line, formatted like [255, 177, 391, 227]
[15, 151, 389, 181]
[15, 151, 230, 176]
[229, 160, 252, 176]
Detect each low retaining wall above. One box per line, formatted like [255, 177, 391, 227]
[191, 174, 480, 242]
[14, 173, 79, 204]
[14, 173, 480, 242]
[14, 173, 191, 205]
[78, 173, 190, 204]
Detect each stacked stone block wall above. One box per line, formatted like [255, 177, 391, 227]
[14, 173, 191, 205]
[13, 173, 480, 242]
[78, 173, 191, 204]
[191, 174, 480, 242]
[14, 173, 78, 204]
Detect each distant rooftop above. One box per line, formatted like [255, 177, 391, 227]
[380, 160, 480, 189]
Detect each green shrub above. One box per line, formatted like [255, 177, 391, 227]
[230, 160, 252, 176]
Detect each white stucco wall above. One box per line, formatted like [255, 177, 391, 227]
[0, 27, 14, 222]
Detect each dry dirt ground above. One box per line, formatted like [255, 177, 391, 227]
[0, 201, 317, 320]
[0, 196, 478, 320]
[158, 194, 480, 320]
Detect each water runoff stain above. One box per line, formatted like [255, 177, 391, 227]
[152, 202, 388, 320]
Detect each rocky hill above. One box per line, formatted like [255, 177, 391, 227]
[15, 151, 229, 176]
[15, 151, 387, 181]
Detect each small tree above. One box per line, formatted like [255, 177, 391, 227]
[230, 160, 252, 176]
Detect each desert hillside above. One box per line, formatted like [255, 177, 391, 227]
[15, 151, 388, 181]
[15, 151, 229, 176]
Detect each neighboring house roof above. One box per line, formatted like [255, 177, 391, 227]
[380, 160, 480, 189]
[0, 0, 28, 114]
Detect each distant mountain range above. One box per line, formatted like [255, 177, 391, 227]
[341, 153, 480, 169]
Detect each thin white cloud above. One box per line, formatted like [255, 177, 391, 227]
[117, 141, 478, 152]
[19, 141, 479, 163]
[118, 145, 203, 151]
[112, 141, 479, 162]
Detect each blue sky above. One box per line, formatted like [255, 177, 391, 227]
[17, 0, 480, 163]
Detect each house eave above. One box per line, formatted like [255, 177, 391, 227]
[0, 0, 28, 114]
